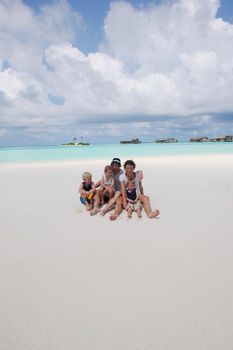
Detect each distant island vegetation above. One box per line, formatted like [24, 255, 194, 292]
[61, 137, 90, 146]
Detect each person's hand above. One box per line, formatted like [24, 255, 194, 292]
[123, 200, 127, 209]
[137, 170, 143, 181]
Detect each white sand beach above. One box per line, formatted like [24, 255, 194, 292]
[1, 155, 233, 350]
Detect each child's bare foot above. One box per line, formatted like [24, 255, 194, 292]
[86, 201, 93, 211]
[148, 209, 160, 218]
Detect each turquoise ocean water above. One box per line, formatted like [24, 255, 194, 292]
[0, 143, 233, 164]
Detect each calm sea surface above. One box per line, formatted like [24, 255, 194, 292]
[1, 143, 233, 164]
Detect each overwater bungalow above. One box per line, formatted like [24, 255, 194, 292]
[155, 138, 178, 143]
[209, 135, 233, 142]
[210, 136, 225, 142]
[190, 137, 209, 142]
[224, 135, 233, 142]
[120, 138, 142, 144]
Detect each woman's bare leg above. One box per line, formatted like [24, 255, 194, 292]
[140, 195, 160, 218]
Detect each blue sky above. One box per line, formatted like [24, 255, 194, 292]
[1, 0, 233, 146]
[23, 0, 233, 53]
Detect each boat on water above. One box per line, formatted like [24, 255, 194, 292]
[120, 138, 142, 144]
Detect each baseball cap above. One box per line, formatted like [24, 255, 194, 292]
[111, 158, 121, 166]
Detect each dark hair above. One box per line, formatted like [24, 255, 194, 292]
[124, 160, 136, 169]
[111, 158, 121, 167]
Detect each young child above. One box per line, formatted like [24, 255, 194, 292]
[79, 171, 95, 211]
[98, 165, 115, 204]
[126, 179, 142, 218]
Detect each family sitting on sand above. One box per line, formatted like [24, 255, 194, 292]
[79, 158, 160, 220]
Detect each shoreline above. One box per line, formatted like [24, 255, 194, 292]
[1, 153, 233, 169]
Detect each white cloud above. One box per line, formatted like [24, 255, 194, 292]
[0, 0, 233, 144]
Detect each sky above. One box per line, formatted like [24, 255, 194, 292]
[1, 0, 233, 146]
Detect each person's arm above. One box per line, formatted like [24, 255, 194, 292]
[94, 179, 101, 188]
[110, 177, 115, 188]
[100, 176, 105, 188]
[90, 182, 96, 193]
[121, 181, 127, 208]
[137, 170, 143, 181]
[139, 182, 144, 195]
[119, 173, 127, 208]
[137, 170, 144, 194]
[136, 191, 140, 202]
[79, 183, 86, 195]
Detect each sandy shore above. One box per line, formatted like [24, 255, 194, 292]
[1, 155, 233, 349]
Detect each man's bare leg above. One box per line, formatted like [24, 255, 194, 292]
[140, 195, 160, 218]
[107, 188, 114, 200]
[101, 192, 120, 215]
[109, 196, 123, 221]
